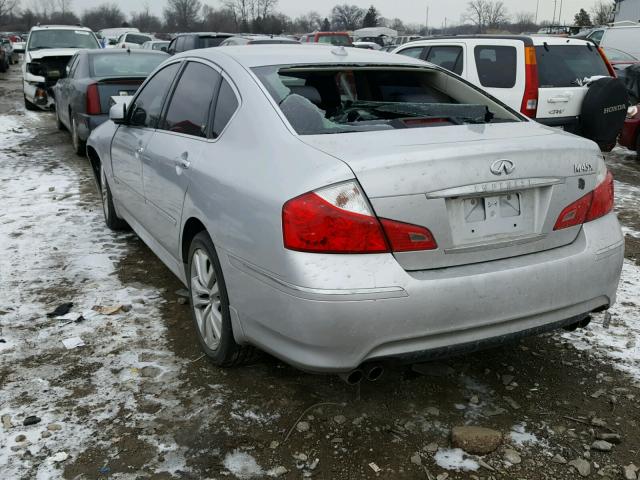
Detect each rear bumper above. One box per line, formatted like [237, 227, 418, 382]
[224, 213, 624, 372]
[536, 116, 581, 135]
[619, 116, 639, 151]
[76, 113, 109, 141]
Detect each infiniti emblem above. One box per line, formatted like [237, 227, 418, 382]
[490, 159, 515, 176]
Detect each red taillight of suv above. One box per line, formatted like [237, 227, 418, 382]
[86, 83, 101, 115]
[282, 181, 437, 253]
[520, 46, 539, 118]
[554, 171, 614, 230]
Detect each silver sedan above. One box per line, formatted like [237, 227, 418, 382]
[86, 45, 624, 377]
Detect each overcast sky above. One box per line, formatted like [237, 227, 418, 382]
[73, 0, 604, 27]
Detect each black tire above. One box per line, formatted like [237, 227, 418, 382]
[71, 115, 86, 156]
[187, 232, 255, 367]
[24, 95, 38, 111]
[100, 164, 128, 231]
[54, 103, 65, 131]
[580, 77, 629, 150]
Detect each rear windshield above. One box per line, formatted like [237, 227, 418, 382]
[536, 45, 610, 87]
[253, 65, 519, 135]
[28, 29, 99, 51]
[126, 34, 152, 45]
[317, 34, 352, 46]
[199, 36, 227, 48]
[91, 53, 166, 77]
[152, 42, 169, 51]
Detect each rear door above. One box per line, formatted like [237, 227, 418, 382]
[141, 60, 221, 254]
[535, 42, 611, 121]
[468, 41, 524, 111]
[110, 62, 181, 219]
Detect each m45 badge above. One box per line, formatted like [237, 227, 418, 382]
[574, 163, 594, 173]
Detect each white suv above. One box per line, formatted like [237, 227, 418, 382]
[23, 25, 100, 110]
[393, 35, 629, 150]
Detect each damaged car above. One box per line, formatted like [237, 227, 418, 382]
[87, 46, 624, 378]
[22, 25, 100, 111]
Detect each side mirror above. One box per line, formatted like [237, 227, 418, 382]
[109, 103, 127, 124]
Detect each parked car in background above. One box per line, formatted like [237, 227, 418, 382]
[571, 26, 607, 44]
[1, 36, 17, 64]
[393, 35, 628, 151]
[98, 28, 140, 47]
[602, 47, 639, 79]
[219, 35, 299, 46]
[620, 63, 640, 155]
[395, 35, 422, 45]
[23, 25, 100, 111]
[352, 41, 382, 50]
[141, 40, 170, 51]
[167, 33, 233, 55]
[87, 46, 622, 376]
[0, 39, 9, 72]
[299, 31, 352, 46]
[8, 33, 26, 57]
[115, 32, 154, 50]
[600, 24, 640, 60]
[53, 49, 167, 155]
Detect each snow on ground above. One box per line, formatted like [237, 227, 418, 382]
[0, 113, 191, 477]
[434, 448, 479, 472]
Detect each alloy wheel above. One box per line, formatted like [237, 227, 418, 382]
[190, 248, 223, 350]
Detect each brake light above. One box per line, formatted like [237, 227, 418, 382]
[520, 46, 539, 118]
[86, 83, 101, 115]
[282, 181, 437, 253]
[554, 171, 614, 230]
[597, 47, 617, 78]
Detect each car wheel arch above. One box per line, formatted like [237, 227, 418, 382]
[86, 146, 101, 188]
[182, 217, 208, 267]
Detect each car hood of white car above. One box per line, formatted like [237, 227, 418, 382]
[27, 48, 83, 60]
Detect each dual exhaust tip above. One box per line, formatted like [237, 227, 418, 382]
[339, 364, 384, 385]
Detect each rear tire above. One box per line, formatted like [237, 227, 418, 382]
[24, 95, 38, 111]
[100, 164, 128, 231]
[187, 232, 255, 367]
[71, 116, 85, 156]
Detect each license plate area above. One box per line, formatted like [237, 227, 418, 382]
[447, 191, 536, 245]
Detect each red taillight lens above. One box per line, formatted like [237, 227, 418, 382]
[585, 171, 614, 222]
[554, 171, 614, 230]
[282, 181, 438, 254]
[520, 46, 539, 118]
[86, 83, 101, 115]
[380, 218, 437, 252]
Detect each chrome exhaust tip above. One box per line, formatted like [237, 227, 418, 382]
[364, 364, 384, 382]
[339, 369, 364, 385]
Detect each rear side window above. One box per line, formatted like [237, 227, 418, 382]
[426, 46, 463, 75]
[200, 36, 226, 48]
[536, 45, 610, 88]
[162, 62, 220, 137]
[398, 47, 424, 59]
[129, 62, 180, 128]
[213, 79, 239, 138]
[126, 34, 152, 45]
[474, 46, 517, 88]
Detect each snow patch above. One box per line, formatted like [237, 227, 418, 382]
[434, 448, 479, 471]
[510, 423, 544, 447]
[223, 450, 264, 479]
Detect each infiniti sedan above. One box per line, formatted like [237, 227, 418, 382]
[86, 46, 624, 376]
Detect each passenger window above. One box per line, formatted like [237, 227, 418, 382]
[162, 62, 220, 137]
[213, 79, 239, 138]
[474, 45, 517, 88]
[66, 55, 79, 78]
[129, 63, 180, 128]
[176, 36, 185, 52]
[398, 47, 424, 59]
[589, 30, 604, 44]
[168, 39, 176, 54]
[426, 46, 463, 75]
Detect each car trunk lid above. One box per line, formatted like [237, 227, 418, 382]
[94, 78, 144, 114]
[300, 123, 604, 270]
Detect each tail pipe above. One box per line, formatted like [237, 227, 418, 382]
[339, 369, 364, 385]
[363, 363, 385, 382]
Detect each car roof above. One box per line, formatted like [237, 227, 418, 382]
[82, 49, 167, 56]
[401, 34, 596, 47]
[183, 44, 429, 68]
[175, 32, 233, 37]
[30, 25, 93, 32]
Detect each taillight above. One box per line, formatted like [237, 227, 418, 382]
[597, 47, 617, 77]
[520, 46, 539, 118]
[554, 171, 614, 230]
[86, 83, 101, 115]
[282, 181, 437, 254]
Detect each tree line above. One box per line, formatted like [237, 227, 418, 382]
[0, 0, 619, 36]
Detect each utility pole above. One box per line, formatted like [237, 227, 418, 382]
[558, 0, 564, 25]
[425, 5, 429, 36]
[552, 0, 558, 25]
[535, 0, 540, 24]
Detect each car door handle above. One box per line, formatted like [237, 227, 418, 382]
[175, 153, 190, 170]
[548, 95, 571, 103]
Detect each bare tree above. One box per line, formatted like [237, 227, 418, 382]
[514, 11, 536, 32]
[81, 3, 126, 30]
[294, 11, 322, 32]
[591, 1, 615, 25]
[131, 3, 162, 32]
[0, 0, 19, 19]
[331, 4, 365, 31]
[56, 0, 72, 15]
[485, 0, 508, 29]
[462, 0, 508, 33]
[164, 0, 202, 31]
[222, 0, 253, 30]
[256, 0, 277, 20]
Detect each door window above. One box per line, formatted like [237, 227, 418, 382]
[398, 47, 424, 59]
[589, 30, 605, 44]
[213, 79, 239, 138]
[129, 62, 180, 128]
[474, 45, 517, 88]
[162, 62, 220, 138]
[67, 54, 79, 78]
[426, 46, 463, 74]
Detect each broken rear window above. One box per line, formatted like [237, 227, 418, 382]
[253, 65, 520, 135]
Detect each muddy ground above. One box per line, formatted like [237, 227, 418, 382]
[1, 65, 640, 480]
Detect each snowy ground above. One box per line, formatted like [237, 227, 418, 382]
[1, 67, 640, 479]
